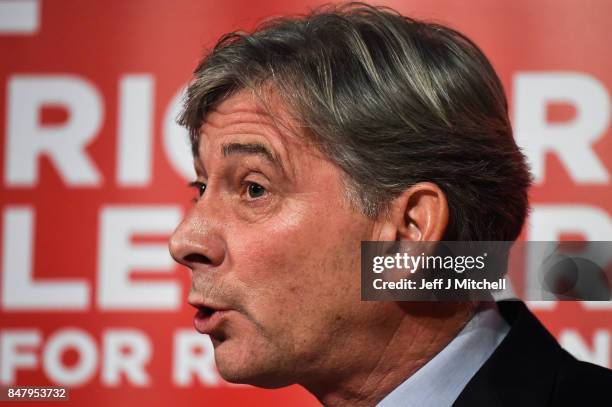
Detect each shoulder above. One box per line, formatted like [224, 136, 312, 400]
[454, 300, 612, 407]
[553, 357, 612, 405]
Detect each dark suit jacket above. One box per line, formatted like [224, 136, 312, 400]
[453, 300, 612, 406]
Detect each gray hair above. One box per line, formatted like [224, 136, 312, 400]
[179, 2, 532, 241]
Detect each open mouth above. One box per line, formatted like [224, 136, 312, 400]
[192, 304, 229, 335]
[196, 305, 216, 317]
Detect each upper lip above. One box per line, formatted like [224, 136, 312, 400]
[188, 296, 230, 313]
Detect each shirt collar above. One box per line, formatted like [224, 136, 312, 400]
[376, 302, 510, 407]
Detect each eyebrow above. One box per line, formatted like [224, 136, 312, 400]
[221, 142, 283, 170]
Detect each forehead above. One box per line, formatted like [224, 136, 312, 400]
[197, 89, 316, 165]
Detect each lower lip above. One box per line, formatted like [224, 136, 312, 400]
[194, 309, 228, 334]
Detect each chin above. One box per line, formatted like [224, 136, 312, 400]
[213, 341, 295, 389]
[216, 364, 293, 389]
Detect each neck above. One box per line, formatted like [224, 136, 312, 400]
[304, 302, 476, 407]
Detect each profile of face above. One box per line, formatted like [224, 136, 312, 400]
[169, 89, 447, 389]
[168, 88, 382, 387]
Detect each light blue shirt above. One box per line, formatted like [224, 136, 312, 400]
[376, 302, 510, 407]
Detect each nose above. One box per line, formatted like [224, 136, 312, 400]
[169, 206, 225, 270]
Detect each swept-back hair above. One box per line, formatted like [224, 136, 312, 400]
[179, 2, 532, 241]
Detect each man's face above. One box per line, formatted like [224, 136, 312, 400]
[169, 90, 391, 388]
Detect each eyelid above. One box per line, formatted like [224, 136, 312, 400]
[240, 167, 271, 184]
[188, 180, 206, 188]
[188, 180, 207, 198]
[242, 166, 268, 178]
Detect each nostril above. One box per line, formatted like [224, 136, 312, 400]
[184, 253, 212, 265]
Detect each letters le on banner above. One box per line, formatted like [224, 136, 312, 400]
[360, 241, 612, 302]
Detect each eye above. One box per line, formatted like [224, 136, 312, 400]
[246, 182, 267, 199]
[188, 181, 207, 201]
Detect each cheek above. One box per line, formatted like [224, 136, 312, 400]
[224, 199, 368, 334]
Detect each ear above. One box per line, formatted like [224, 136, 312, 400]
[375, 182, 449, 241]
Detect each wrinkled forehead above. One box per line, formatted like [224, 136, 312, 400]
[201, 89, 290, 133]
[196, 88, 326, 172]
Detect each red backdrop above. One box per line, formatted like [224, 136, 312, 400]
[1, 0, 611, 406]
